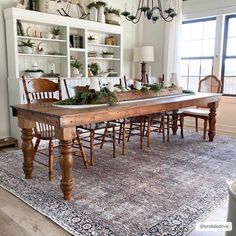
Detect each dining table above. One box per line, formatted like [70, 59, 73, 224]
[11, 92, 222, 200]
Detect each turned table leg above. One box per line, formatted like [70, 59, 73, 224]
[22, 128, 34, 179]
[208, 102, 218, 142]
[60, 140, 73, 200]
[56, 127, 76, 201]
[18, 118, 35, 179]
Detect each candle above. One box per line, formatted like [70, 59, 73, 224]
[148, 65, 152, 77]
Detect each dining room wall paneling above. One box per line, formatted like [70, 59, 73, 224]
[0, 0, 141, 139]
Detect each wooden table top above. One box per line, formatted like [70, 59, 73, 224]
[12, 93, 222, 128]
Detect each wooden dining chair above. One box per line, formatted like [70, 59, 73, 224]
[22, 76, 87, 180]
[180, 75, 222, 139]
[63, 79, 117, 166]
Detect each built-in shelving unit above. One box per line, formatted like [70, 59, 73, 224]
[4, 7, 123, 142]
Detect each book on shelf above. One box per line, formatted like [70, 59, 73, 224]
[70, 34, 84, 48]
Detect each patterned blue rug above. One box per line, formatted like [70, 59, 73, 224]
[0, 131, 235, 236]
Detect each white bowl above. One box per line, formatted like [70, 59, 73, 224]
[27, 72, 43, 78]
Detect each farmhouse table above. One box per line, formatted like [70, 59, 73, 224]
[12, 93, 222, 200]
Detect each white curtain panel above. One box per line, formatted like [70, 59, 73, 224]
[163, 0, 182, 86]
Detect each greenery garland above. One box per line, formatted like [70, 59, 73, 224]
[55, 88, 118, 106]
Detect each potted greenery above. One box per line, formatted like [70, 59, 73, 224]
[71, 59, 83, 76]
[102, 51, 114, 58]
[52, 27, 61, 40]
[18, 39, 35, 54]
[96, 1, 107, 23]
[105, 7, 121, 24]
[87, 2, 98, 21]
[89, 62, 100, 76]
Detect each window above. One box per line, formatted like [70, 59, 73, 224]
[221, 14, 236, 95]
[180, 18, 216, 91]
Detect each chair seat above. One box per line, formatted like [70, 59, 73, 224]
[182, 108, 209, 117]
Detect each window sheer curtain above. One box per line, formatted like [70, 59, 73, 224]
[163, 0, 182, 86]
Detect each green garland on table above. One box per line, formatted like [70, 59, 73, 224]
[55, 89, 118, 106]
[183, 89, 195, 94]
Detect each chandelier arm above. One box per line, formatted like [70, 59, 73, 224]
[133, 0, 143, 18]
[132, 8, 143, 23]
[157, 0, 167, 19]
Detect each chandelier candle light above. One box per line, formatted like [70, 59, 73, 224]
[122, 0, 178, 24]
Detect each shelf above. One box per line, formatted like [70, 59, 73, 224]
[17, 36, 67, 43]
[18, 53, 67, 58]
[70, 48, 86, 52]
[87, 43, 120, 48]
[88, 57, 120, 61]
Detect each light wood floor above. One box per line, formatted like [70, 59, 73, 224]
[0, 187, 70, 236]
[0, 187, 228, 236]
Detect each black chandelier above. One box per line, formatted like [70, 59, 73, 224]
[121, 0, 178, 24]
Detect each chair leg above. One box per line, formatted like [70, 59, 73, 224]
[34, 137, 41, 159]
[140, 121, 143, 149]
[90, 129, 94, 166]
[147, 117, 150, 147]
[112, 126, 116, 158]
[167, 115, 170, 142]
[100, 124, 108, 149]
[76, 135, 88, 169]
[180, 114, 184, 139]
[122, 122, 126, 156]
[161, 116, 166, 143]
[195, 117, 198, 132]
[48, 139, 53, 181]
[203, 119, 208, 140]
[127, 122, 133, 142]
[118, 123, 122, 144]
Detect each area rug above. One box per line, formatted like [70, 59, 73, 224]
[0, 131, 236, 236]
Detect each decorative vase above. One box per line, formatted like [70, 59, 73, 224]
[226, 182, 236, 236]
[97, 6, 105, 23]
[89, 7, 97, 21]
[170, 73, 179, 87]
[54, 35, 60, 40]
[72, 68, 80, 77]
[89, 77, 100, 92]
[22, 46, 33, 54]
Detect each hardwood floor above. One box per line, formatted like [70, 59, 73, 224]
[0, 187, 70, 236]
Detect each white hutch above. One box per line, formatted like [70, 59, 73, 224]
[4, 7, 123, 142]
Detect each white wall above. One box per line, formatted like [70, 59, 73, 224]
[142, 19, 164, 78]
[0, 0, 141, 139]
